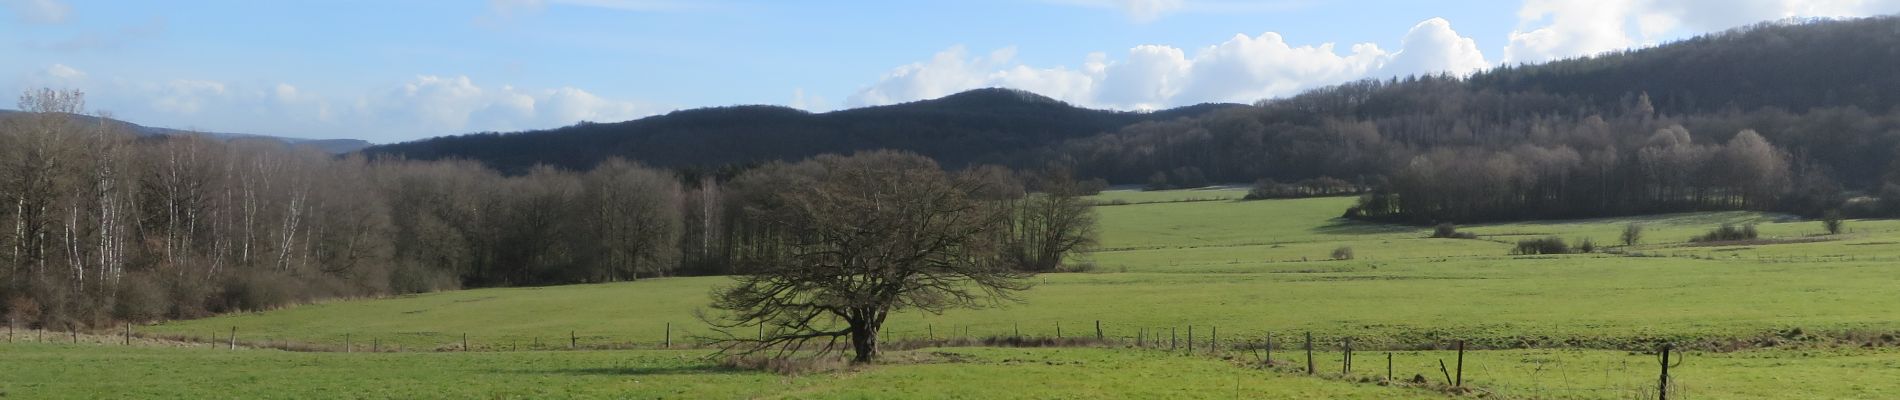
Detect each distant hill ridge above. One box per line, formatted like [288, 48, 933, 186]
[361, 88, 1246, 174]
[0, 109, 371, 154]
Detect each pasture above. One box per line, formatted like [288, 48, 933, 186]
[10, 188, 1900, 398]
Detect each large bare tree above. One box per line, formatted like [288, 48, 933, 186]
[706, 151, 1030, 362]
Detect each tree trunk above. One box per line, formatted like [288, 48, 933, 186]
[849, 318, 881, 362]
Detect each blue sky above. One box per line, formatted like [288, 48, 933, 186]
[4, 0, 1896, 142]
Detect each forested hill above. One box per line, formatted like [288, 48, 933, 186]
[361, 88, 1244, 174]
[1041, 16, 1900, 222]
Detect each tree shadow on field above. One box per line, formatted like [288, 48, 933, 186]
[1311, 218, 1415, 235]
[504, 365, 749, 376]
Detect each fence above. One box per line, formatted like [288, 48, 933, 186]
[6, 320, 1694, 399]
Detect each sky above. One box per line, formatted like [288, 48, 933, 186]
[3, 0, 1897, 143]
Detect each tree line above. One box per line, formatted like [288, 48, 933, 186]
[0, 90, 1096, 330]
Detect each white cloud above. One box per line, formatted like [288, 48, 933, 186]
[2, 0, 70, 24]
[1170, 32, 1386, 106]
[846, 46, 1022, 107]
[1504, 0, 1900, 63]
[43, 63, 86, 80]
[847, 17, 1489, 109]
[1382, 18, 1491, 78]
[789, 88, 831, 111]
[372, 75, 653, 134]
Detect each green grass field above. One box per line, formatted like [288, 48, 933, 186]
[10, 188, 1900, 398]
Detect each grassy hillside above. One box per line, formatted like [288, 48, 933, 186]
[141, 191, 1900, 351]
[18, 189, 1900, 398]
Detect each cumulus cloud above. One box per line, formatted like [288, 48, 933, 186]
[1382, 18, 1491, 78]
[366, 75, 655, 134]
[846, 46, 1028, 107]
[2, 0, 70, 24]
[847, 17, 1487, 109]
[1504, 0, 1900, 63]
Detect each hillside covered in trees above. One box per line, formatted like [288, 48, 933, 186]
[368, 16, 1900, 223]
[1025, 16, 1900, 222]
[362, 88, 1241, 174]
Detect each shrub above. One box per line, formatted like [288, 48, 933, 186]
[1513, 237, 1570, 255]
[216, 272, 301, 312]
[1245, 179, 1282, 200]
[1692, 223, 1760, 242]
[1575, 238, 1596, 253]
[1330, 246, 1355, 260]
[1431, 223, 1477, 239]
[1076, 178, 1109, 195]
[5, 295, 40, 328]
[1144, 172, 1171, 191]
[113, 275, 170, 322]
[1823, 210, 1845, 234]
[389, 262, 459, 295]
[1621, 223, 1643, 246]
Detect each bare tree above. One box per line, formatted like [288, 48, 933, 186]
[1013, 167, 1098, 272]
[580, 158, 682, 281]
[705, 151, 1030, 362]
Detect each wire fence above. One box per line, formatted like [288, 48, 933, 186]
[8, 320, 1700, 399]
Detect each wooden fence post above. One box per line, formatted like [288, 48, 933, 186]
[124, 322, 131, 345]
[1056, 322, 1062, 338]
[70, 323, 77, 343]
[570, 330, 577, 349]
[346, 334, 352, 353]
[1171, 327, 1177, 350]
[1095, 320, 1102, 341]
[1659, 344, 1673, 400]
[928, 324, 934, 340]
[228, 327, 236, 350]
[666, 323, 673, 348]
[1263, 332, 1271, 365]
[1137, 327, 1145, 347]
[1455, 340, 1465, 387]
[463, 333, 469, 351]
[1304, 332, 1314, 375]
[1187, 325, 1194, 354]
[1211, 326, 1218, 353]
[373, 338, 380, 352]
[1014, 323, 1020, 339]
[1342, 338, 1352, 374]
[1387, 352, 1393, 381]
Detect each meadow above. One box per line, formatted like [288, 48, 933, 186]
[9, 188, 1900, 398]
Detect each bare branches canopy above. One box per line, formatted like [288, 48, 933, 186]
[706, 151, 1033, 362]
